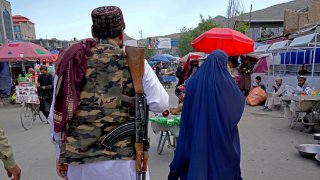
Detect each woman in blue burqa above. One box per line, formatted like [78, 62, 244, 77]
[168, 50, 245, 180]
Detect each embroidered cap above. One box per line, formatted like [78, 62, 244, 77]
[91, 6, 125, 32]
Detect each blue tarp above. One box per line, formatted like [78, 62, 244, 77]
[280, 48, 320, 64]
[0, 62, 12, 97]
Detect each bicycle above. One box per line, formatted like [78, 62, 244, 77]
[20, 102, 46, 130]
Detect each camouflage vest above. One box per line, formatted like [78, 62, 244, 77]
[59, 40, 135, 165]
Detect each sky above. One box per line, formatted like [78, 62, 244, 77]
[9, 0, 291, 40]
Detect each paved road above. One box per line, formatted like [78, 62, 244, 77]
[0, 89, 319, 180]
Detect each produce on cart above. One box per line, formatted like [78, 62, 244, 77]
[149, 115, 180, 154]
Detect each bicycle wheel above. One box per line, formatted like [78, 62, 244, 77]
[20, 103, 34, 130]
[32, 104, 46, 123]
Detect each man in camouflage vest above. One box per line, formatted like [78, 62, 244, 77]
[0, 126, 21, 180]
[49, 6, 169, 180]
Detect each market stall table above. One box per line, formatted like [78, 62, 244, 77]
[282, 95, 320, 133]
[150, 116, 180, 154]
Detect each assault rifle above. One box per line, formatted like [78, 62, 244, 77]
[100, 46, 149, 180]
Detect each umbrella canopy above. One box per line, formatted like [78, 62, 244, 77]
[150, 54, 172, 63]
[192, 28, 254, 56]
[0, 42, 53, 62]
[180, 52, 205, 63]
[161, 54, 176, 61]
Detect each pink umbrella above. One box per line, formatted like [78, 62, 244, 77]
[0, 42, 53, 62]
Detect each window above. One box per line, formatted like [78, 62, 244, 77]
[14, 25, 20, 32]
[3, 9, 14, 40]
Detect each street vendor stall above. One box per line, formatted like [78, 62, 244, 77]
[149, 115, 180, 154]
[150, 54, 177, 88]
[282, 94, 320, 133]
[0, 41, 54, 83]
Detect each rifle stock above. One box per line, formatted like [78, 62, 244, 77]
[126, 46, 149, 180]
[125, 46, 144, 94]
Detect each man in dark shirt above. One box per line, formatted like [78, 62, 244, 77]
[37, 66, 53, 118]
[175, 62, 184, 87]
[255, 76, 266, 92]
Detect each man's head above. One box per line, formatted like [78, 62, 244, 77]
[275, 78, 282, 86]
[298, 76, 306, 87]
[175, 85, 185, 102]
[255, 76, 261, 84]
[40, 66, 48, 75]
[91, 6, 125, 47]
[28, 68, 35, 75]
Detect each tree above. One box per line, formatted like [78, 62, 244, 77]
[177, 15, 220, 57]
[144, 47, 156, 60]
[236, 13, 248, 34]
[226, 0, 244, 28]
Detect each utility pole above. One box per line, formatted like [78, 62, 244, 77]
[139, 30, 143, 40]
[248, 4, 252, 37]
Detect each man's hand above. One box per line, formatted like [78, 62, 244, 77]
[56, 159, 68, 179]
[41, 86, 46, 90]
[5, 165, 21, 180]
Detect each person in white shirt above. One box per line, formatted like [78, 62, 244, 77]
[262, 78, 286, 111]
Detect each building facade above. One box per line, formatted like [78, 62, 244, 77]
[284, 0, 320, 34]
[31, 38, 70, 51]
[235, 19, 284, 41]
[12, 15, 36, 40]
[0, 0, 14, 44]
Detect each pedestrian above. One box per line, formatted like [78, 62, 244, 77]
[239, 57, 253, 96]
[168, 50, 245, 180]
[155, 62, 162, 78]
[187, 59, 199, 78]
[49, 6, 169, 180]
[254, 76, 266, 92]
[262, 78, 286, 112]
[37, 66, 53, 118]
[0, 125, 21, 180]
[175, 62, 184, 87]
[169, 85, 185, 115]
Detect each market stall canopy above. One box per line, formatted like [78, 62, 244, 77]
[255, 44, 270, 53]
[191, 28, 254, 56]
[180, 52, 205, 63]
[149, 54, 172, 63]
[254, 42, 264, 48]
[161, 54, 176, 61]
[289, 33, 320, 47]
[247, 53, 270, 59]
[268, 40, 290, 52]
[0, 42, 53, 62]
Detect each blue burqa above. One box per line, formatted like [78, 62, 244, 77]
[168, 50, 245, 180]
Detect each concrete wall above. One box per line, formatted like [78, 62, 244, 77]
[266, 75, 320, 92]
[309, 0, 320, 24]
[18, 22, 36, 40]
[284, 0, 320, 34]
[284, 10, 300, 34]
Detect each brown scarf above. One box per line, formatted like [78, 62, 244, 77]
[53, 39, 96, 133]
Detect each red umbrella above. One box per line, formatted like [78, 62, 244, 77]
[0, 41, 53, 62]
[192, 28, 254, 56]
